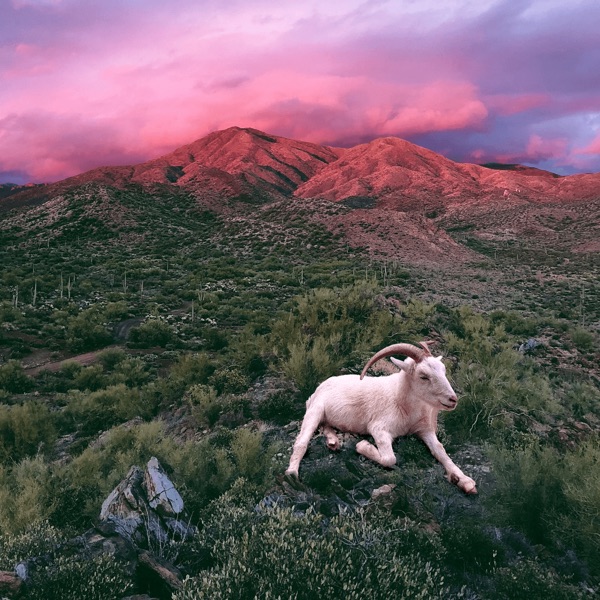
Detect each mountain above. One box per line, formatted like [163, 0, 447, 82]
[1, 126, 599, 264]
[295, 135, 600, 209]
[45, 127, 341, 203]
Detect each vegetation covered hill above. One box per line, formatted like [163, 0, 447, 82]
[0, 132, 599, 598]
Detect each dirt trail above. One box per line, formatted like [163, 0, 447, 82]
[24, 345, 122, 375]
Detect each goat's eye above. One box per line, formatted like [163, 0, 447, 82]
[420, 374, 429, 381]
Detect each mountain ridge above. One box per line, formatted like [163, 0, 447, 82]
[1, 126, 598, 266]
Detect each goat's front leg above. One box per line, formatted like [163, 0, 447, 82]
[419, 431, 477, 494]
[286, 406, 323, 478]
[356, 431, 396, 468]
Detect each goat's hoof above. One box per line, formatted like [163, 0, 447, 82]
[460, 477, 478, 495]
[449, 473, 477, 494]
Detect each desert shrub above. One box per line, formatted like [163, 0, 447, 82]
[570, 327, 595, 352]
[26, 552, 134, 600]
[440, 520, 503, 577]
[0, 521, 64, 570]
[65, 308, 112, 352]
[187, 384, 220, 427]
[281, 336, 340, 399]
[97, 347, 127, 370]
[488, 559, 586, 600]
[110, 356, 152, 388]
[0, 360, 33, 393]
[209, 367, 250, 395]
[489, 310, 539, 337]
[175, 505, 464, 600]
[170, 353, 215, 388]
[64, 384, 152, 435]
[272, 284, 396, 377]
[128, 318, 174, 348]
[230, 428, 268, 481]
[211, 394, 251, 429]
[0, 456, 55, 535]
[257, 389, 300, 424]
[103, 300, 129, 321]
[488, 441, 568, 545]
[173, 428, 278, 518]
[442, 309, 558, 441]
[558, 440, 600, 571]
[0, 401, 57, 464]
[561, 381, 600, 418]
[71, 364, 106, 391]
[203, 327, 228, 350]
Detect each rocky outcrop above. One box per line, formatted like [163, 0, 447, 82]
[9, 458, 194, 600]
[99, 456, 195, 548]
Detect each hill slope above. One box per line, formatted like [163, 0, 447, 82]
[1, 126, 599, 264]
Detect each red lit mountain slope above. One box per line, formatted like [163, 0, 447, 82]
[2, 126, 599, 264]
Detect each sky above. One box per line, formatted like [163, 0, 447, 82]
[1, 0, 600, 184]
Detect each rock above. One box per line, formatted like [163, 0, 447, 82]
[99, 458, 196, 548]
[144, 457, 184, 516]
[137, 551, 183, 592]
[100, 466, 146, 544]
[371, 483, 396, 499]
[0, 571, 23, 597]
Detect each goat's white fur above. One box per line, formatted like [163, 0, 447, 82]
[285, 343, 477, 494]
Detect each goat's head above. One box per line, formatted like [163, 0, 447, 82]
[360, 341, 458, 411]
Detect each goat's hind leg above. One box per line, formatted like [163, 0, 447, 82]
[322, 425, 340, 451]
[356, 431, 396, 468]
[285, 405, 323, 478]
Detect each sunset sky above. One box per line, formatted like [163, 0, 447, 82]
[2, 0, 600, 184]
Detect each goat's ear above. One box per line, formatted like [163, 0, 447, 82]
[436, 355, 443, 361]
[390, 357, 410, 372]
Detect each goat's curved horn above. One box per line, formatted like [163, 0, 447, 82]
[360, 343, 427, 380]
[418, 340, 435, 356]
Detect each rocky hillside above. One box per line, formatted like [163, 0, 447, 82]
[0, 127, 598, 598]
[2, 126, 599, 266]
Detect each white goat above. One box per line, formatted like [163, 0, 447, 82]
[285, 342, 477, 494]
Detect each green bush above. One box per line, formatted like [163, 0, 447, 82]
[209, 367, 250, 395]
[0, 521, 64, 570]
[488, 441, 567, 545]
[187, 384, 221, 427]
[65, 308, 112, 352]
[570, 327, 595, 352]
[97, 347, 127, 370]
[0, 401, 57, 464]
[64, 384, 153, 435]
[488, 559, 585, 600]
[0, 456, 55, 534]
[281, 336, 340, 399]
[128, 318, 174, 348]
[175, 506, 464, 600]
[257, 389, 300, 424]
[442, 308, 558, 442]
[0, 360, 33, 393]
[26, 552, 134, 600]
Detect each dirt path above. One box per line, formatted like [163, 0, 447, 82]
[24, 345, 122, 375]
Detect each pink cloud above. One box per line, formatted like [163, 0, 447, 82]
[525, 134, 569, 161]
[485, 93, 550, 116]
[466, 134, 570, 167]
[578, 134, 600, 155]
[2, 0, 600, 182]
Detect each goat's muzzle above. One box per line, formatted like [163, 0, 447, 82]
[441, 395, 458, 410]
